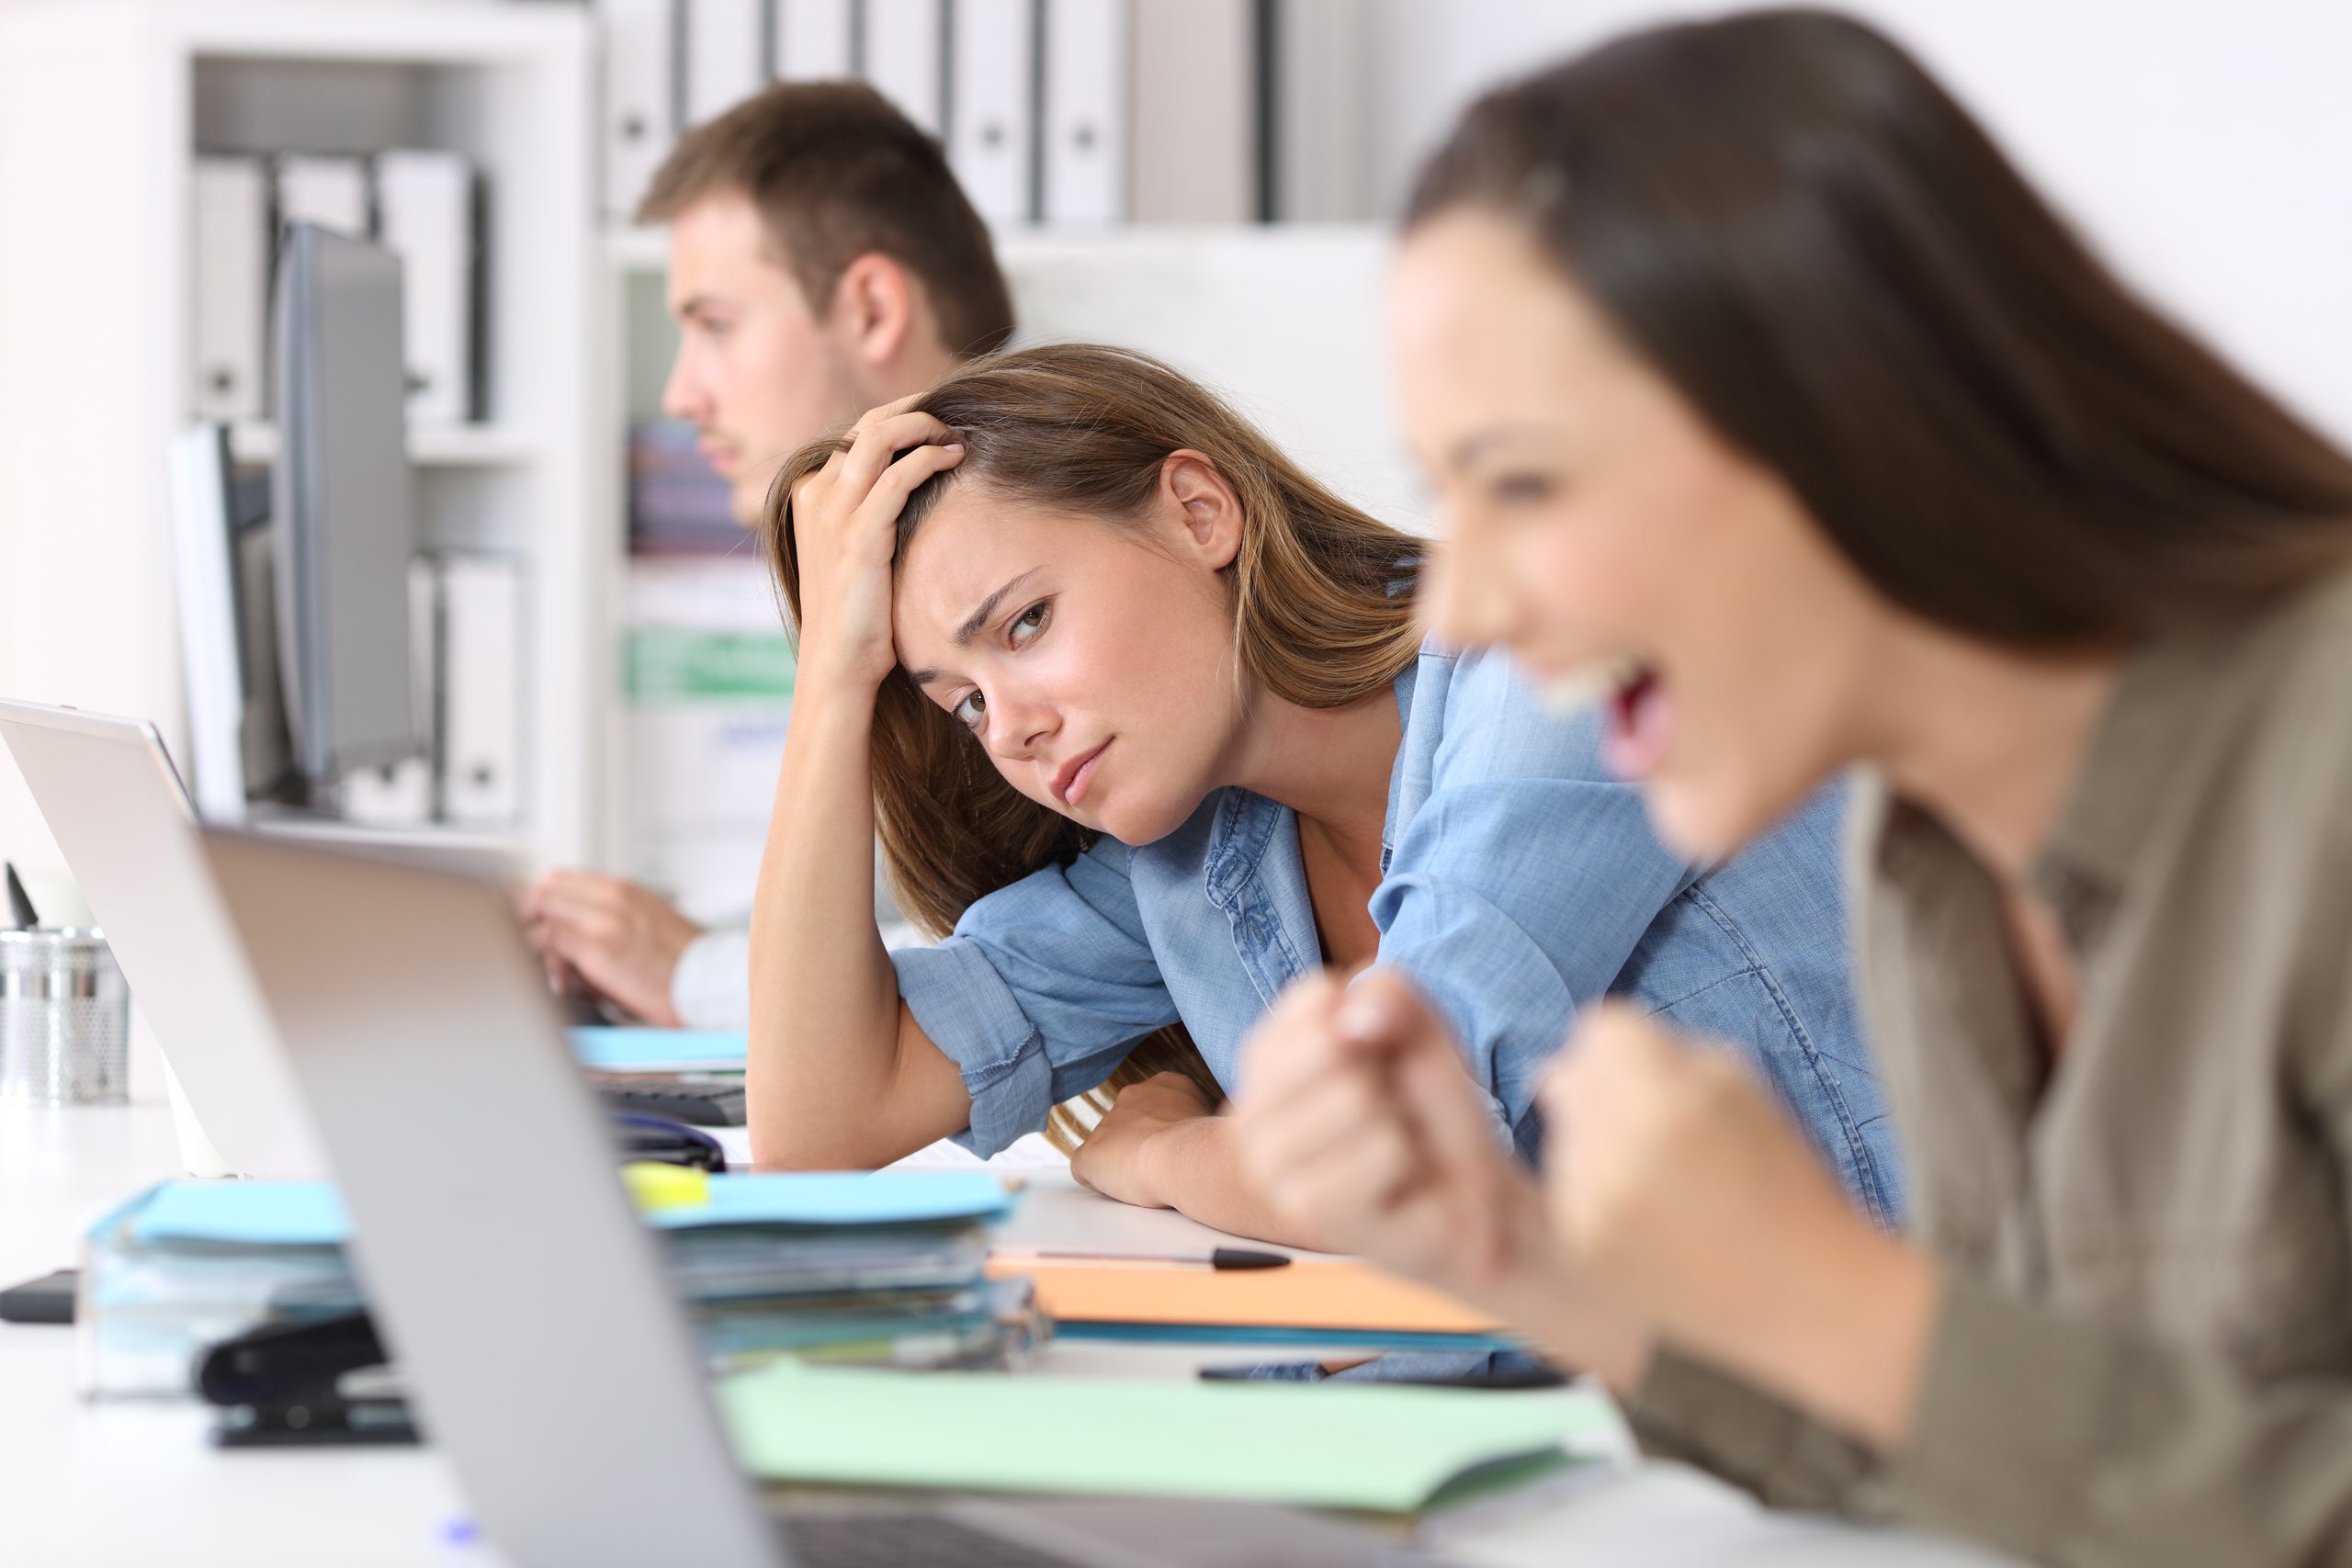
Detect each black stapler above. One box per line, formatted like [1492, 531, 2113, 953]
[196, 1311, 417, 1448]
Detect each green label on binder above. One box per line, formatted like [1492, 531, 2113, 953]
[625, 629, 796, 702]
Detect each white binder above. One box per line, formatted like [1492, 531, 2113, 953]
[342, 557, 438, 827]
[375, 150, 475, 426]
[167, 425, 250, 822]
[949, 0, 1035, 224]
[599, 0, 676, 219]
[773, 0, 854, 80]
[275, 154, 370, 238]
[863, 0, 944, 138]
[341, 757, 434, 826]
[438, 554, 524, 826]
[191, 156, 269, 423]
[683, 0, 766, 127]
[1039, 0, 1127, 225]
[1128, 0, 1253, 223]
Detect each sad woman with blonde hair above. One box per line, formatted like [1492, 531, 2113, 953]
[744, 342, 1896, 1247]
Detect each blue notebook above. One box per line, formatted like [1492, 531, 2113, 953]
[569, 1026, 750, 1072]
[126, 1170, 1013, 1248]
[1054, 1323, 1519, 1351]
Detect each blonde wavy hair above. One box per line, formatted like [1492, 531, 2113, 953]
[764, 344, 1421, 1150]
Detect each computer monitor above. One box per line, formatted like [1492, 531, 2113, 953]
[270, 222, 424, 790]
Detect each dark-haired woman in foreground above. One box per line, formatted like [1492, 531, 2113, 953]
[1238, 10, 2352, 1562]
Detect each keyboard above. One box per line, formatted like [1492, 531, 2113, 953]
[781, 1513, 1083, 1568]
[593, 1079, 747, 1126]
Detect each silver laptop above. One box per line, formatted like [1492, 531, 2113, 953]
[0, 700, 321, 1178]
[198, 825, 1430, 1568]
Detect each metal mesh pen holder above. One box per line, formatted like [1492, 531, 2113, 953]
[0, 929, 130, 1104]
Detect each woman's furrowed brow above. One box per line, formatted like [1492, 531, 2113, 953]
[903, 565, 1045, 686]
[953, 567, 1044, 646]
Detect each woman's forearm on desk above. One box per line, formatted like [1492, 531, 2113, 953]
[1073, 1111, 1339, 1251]
[745, 690, 961, 1168]
[1147, 1117, 1345, 1249]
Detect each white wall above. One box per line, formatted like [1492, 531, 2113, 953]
[1363, 0, 2352, 444]
[1002, 228, 1419, 530]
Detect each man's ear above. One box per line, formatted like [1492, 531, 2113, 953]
[827, 252, 918, 370]
[1160, 451, 1244, 571]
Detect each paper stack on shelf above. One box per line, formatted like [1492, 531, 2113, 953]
[81, 1171, 1041, 1400]
[622, 557, 794, 926]
[628, 419, 742, 555]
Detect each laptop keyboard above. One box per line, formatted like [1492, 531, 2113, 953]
[594, 1079, 748, 1125]
[782, 1513, 1085, 1568]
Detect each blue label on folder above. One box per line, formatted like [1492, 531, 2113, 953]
[130, 1180, 348, 1247]
[568, 1026, 750, 1071]
[121, 1170, 1012, 1248]
[643, 1170, 1012, 1230]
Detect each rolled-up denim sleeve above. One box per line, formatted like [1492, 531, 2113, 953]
[1371, 662, 1690, 1147]
[889, 837, 1179, 1156]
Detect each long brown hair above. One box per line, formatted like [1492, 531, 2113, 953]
[764, 344, 1423, 1147]
[1407, 9, 2352, 645]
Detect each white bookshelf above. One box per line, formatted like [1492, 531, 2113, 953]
[0, 2, 1406, 903]
[0, 0, 598, 880]
[227, 420, 543, 468]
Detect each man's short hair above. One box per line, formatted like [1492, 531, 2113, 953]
[639, 81, 1016, 359]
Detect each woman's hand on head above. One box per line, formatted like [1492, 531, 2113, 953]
[786, 395, 965, 697]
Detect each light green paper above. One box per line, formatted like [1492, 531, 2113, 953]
[718, 1360, 1606, 1514]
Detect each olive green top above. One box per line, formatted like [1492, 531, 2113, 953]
[1625, 570, 2352, 1565]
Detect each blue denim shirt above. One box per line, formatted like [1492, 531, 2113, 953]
[891, 642, 1905, 1224]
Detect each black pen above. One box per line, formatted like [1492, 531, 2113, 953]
[4, 862, 39, 929]
[993, 1247, 1293, 1271]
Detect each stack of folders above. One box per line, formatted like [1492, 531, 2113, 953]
[79, 1171, 1041, 1400]
[628, 420, 743, 555]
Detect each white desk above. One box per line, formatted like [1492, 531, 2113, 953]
[0, 1096, 2016, 1568]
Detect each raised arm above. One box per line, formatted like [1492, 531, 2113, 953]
[746, 403, 974, 1168]
[1234, 968, 1657, 1383]
[1541, 1000, 2352, 1568]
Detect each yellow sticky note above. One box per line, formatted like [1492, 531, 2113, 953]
[623, 1160, 709, 1213]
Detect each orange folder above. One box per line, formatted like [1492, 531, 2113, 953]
[986, 1256, 1504, 1337]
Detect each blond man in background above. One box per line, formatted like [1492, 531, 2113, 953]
[524, 81, 1014, 1027]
